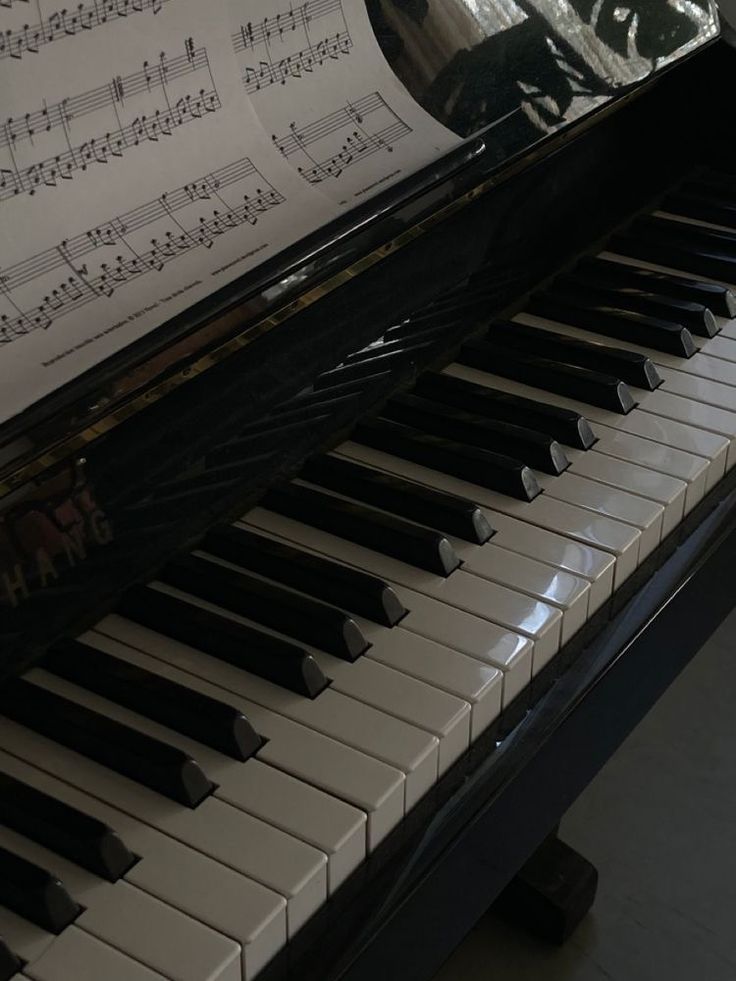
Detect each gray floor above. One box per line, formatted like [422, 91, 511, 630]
[432, 606, 736, 981]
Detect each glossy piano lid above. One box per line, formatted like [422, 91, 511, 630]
[369, 0, 719, 145]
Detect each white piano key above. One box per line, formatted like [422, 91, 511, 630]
[108, 587, 440, 813]
[0, 827, 242, 981]
[243, 509, 564, 671]
[351, 625, 502, 742]
[0, 747, 287, 981]
[580, 424, 708, 513]
[641, 390, 736, 466]
[335, 438, 637, 590]
[563, 457, 686, 539]
[444, 539, 589, 644]
[0, 908, 54, 967]
[658, 365, 736, 413]
[538, 471, 664, 557]
[444, 362, 731, 487]
[94, 616, 404, 850]
[699, 333, 736, 363]
[25, 928, 171, 981]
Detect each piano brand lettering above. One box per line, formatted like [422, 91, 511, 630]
[0, 475, 113, 607]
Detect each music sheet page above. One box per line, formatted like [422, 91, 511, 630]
[0, 0, 458, 425]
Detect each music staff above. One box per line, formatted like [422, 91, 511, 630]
[0, 0, 172, 61]
[232, 0, 352, 94]
[0, 39, 220, 202]
[272, 92, 412, 184]
[0, 157, 285, 343]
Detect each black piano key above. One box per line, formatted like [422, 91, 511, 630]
[557, 273, 718, 337]
[119, 585, 328, 698]
[0, 938, 22, 981]
[302, 453, 495, 543]
[457, 339, 636, 414]
[575, 256, 736, 318]
[204, 526, 407, 626]
[0, 846, 81, 935]
[0, 679, 213, 808]
[0, 770, 135, 883]
[609, 229, 736, 286]
[160, 554, 368, 662]
[46, 639, 262, 761]
[528, 286, 697, 358]
[485, 320, 662, 390]
[382, 392, 570, 475]
[639, 214, 736, 250]
[414, 372, 597, 450]
[265, 482, 460, 577]
[353, 416, 541, 502]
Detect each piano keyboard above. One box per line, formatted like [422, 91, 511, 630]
[3, 170, 736, 981]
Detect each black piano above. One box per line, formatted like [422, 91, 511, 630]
[1, 2, 736, 979]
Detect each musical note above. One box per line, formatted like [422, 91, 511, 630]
[0, 0, 172, 63]
[272, 92, 412, 185]
[232, 0, 353, 95]
[0, 157, 285, 344]
[0, 40, 220, 202]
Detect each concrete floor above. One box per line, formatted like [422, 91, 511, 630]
[432, 606, 736, 981]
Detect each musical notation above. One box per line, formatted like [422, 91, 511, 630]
[232, 0, 352, 94]
[272, 92, 412, 184]
[0, 0, 172, 61]
[0, 157, 285, 343]
[0, 38, 220, 202]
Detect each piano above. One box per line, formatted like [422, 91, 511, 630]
[1, 2, 736, 979]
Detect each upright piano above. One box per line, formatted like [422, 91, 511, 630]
[1, 2, 736, 979]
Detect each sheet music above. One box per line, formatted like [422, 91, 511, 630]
[0, 0, 459, 425]
[229, 0, 458, 205]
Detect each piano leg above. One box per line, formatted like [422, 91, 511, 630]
[492, 832, 598, 945]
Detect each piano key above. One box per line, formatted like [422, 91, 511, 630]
[0, 828, 242, 981]
[445, 361, 735, 480]
[558, 274, 718, 337]
[336, 439, 638, 590]
[301, 453, 494, 543]
[336, 441, 616, 612]
[160, 553, 368, 662]
[265, 481, 460, 575]
[114, 588, 439, 807]
[527, 286, 697, 357]
[568, 423, 709, 513]
[656, 366, 736, 415]
[484, 320, 663, 389]
[575, 255, 736, 317]
[210, 526, 533, 708]
[457, 339, 637, 412]
[609, 230, 736, 285]
[119, 585, 328, 698]
[0, 711, 326, 939]
[638, 214, 736, 252]
[24, 927, 171, 981]
[0, 680, 213, 808]
[381, 393, 570, 474]
[245, 508, 564, 670]
[0, 749, 288, 981]
[442, 539, 590, 644]
[0, 770, 134, 883]
[354, 417, 541, 501]
[0, 938, 20, 981]
[0, 906, 54, 967]
[99, 603, 440, 813]
[87, 624, 404, 853]
[45, 639, 261, 762]
[205, 524, 407, 626]
[29, 667, 351, 905]
[559, 457, 685, 538]
[662, 189, 736, 232]
[414, 371, 597, 449]
[0, 845, 80, 934]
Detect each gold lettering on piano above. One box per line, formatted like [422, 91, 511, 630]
[2, 563, 30, 607]
[36, 548, 59, 588]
